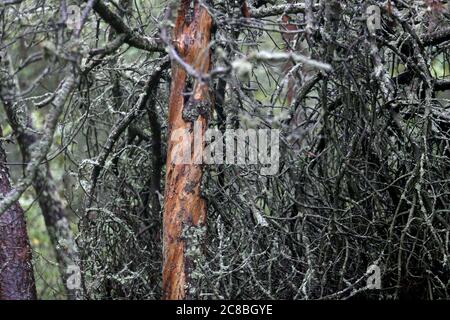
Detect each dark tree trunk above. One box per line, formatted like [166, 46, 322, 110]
[0, 59, 81, 299]
[0, 126, 37, 300]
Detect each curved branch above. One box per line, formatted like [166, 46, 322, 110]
[90, 0, 163, 52]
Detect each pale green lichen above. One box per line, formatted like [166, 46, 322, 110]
[182, 224, 207, 297]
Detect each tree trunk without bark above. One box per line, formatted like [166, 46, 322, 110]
[162, 0, 213, 300]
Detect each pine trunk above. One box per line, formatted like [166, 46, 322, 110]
[0, 126, 37, 300]
[162, 0, 212, 300]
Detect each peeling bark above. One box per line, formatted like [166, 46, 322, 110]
[0, 125, 37, 300]
[162, 0, 213, 300]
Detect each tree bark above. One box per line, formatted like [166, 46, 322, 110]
[162, 0, 212, 300]
[0, 57, 81, 299]
[0, 125, 37, 300]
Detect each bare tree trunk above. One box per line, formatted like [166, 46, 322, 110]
[0, 125, 37, 300]
[162, 0, 213, 300]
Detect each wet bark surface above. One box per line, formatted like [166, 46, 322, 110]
[162, 0, 212, 300]
[0, 126, 37, 300]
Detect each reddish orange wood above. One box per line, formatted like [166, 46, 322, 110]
[162, 0, 212, 300]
